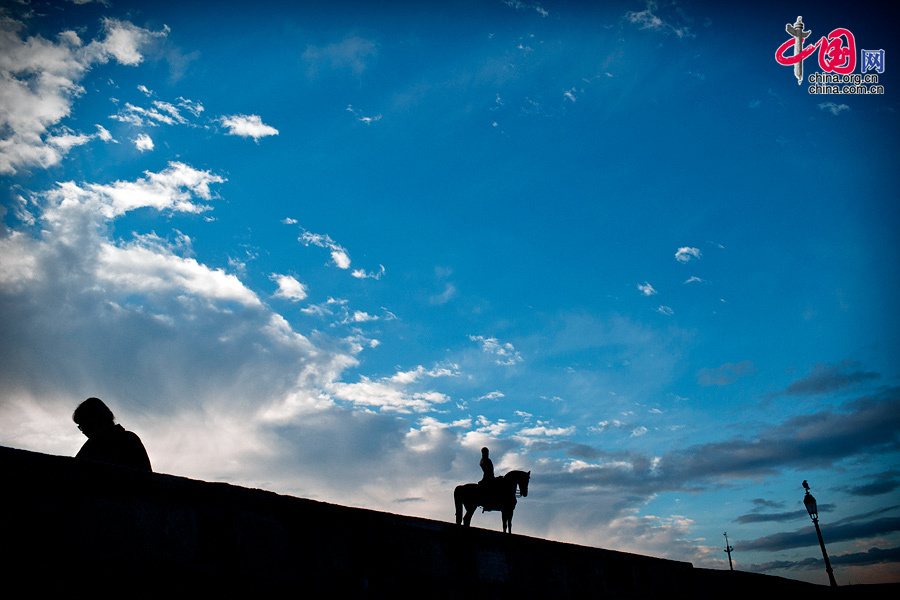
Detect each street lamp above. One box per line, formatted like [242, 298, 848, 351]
[723, 532, 734, 571]
[802, 480, 838, 587]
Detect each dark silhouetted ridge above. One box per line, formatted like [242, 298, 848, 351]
[1, 446, 895, 598]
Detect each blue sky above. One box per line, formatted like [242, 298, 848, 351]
[1, 0, 898, 586]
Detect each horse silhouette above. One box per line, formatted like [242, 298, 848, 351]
[454, 470, 530, 533]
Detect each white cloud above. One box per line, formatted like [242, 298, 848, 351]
[469, 335, 523, 366]
[94, 124, 113, 142]
[271, 274, 308, 302]
[111, 102, 175, 127]
[350, 310, 378, 323]
[630, 426, 649, 437]
[351, 265, 385, 280]
[624, 1, 693, 39]
[657, 305, 674, 316]
[0, 159, 367, 484]
[97, 239, 261, 307]
[220, 114, 279, 141]
[675, 247, 701, 262]
[134, 133, 154, 152]
[638, 282, 657, 296]
[685, 276, 704, 284]
[11, 164, 256, 310]
[328, 364, 459, 413]
[300, 230, 355, 271]
[76, 161, 225, 218]
[152, 101, 188, 123]
[503, 1, 550, 18]
[0, 230, 40, 288]
[46, 130, 93, 152]
[0, 16, 164, 174]
[346, 105, 382, 124]
[518, 423, 576, 438]
[81, 18, 168, 67]
[331, 249, 351, 269]
[818, 102, 850, 116]
[176, 97, 204, 117]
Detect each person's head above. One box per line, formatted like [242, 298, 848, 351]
[481, 447, 489, 456]
[73, 397, 115, 438]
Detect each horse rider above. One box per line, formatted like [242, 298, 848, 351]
[479, 447, 495, 492]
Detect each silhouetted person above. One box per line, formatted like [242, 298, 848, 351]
[479, 447, 494, 484]
[73, 397, 151, 471]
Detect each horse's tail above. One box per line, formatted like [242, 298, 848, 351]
[454, 486, 463, 525]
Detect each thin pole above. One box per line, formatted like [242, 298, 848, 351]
[723, 532, 734, 571]
[812, 517, 838, 587]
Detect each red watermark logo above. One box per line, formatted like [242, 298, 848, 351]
[776, 16, 855, 83]
[775, 16, 884, 95]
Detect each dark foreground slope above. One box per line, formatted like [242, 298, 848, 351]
[0, 446, 893, 598]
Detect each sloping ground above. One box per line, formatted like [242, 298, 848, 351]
[0, 446, 892, 598]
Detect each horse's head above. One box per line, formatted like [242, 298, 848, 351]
[517, 470, 531, 497]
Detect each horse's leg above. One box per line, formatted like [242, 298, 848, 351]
[464, 503, 474, 527]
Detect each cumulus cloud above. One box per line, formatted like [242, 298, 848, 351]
[8, 165, 255, 306]
[469, 335, 523, 366]
[675, 246, 701, 262]
[96, 240, 258, 307]
[328, 365, 460, 414]
[75, 161, 225, 218]
[518, 422, 576, 438]
[134, 133, 153, 152]
[300, 231, 352, 269]
[82, 18, 168, 66]
[271, 274, 308, 302]
[0, 16, 165, 174]
[351, 264, 385, 280]
[0, 159, 385, 495]
[638, 282, 657, 296]
[298, 230, 379, 277]
[219, 114, 279, 141]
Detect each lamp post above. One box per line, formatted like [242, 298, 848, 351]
[802, 480, 838, 587]
[723, 532, 734, 571]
